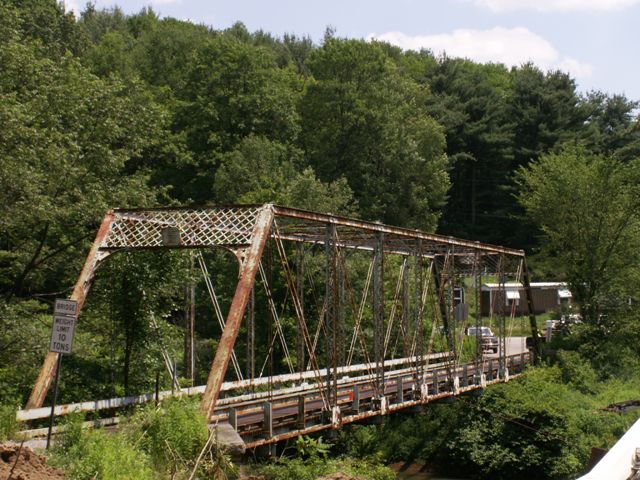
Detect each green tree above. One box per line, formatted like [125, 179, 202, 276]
[5, 0, 87, 57]
[87, 252, 189, 397]
[423, 57, 515, 243]
[78, 4, 129, 43]
[82, 30, 136, 78]
[447, 367, 628, 480]
[176, 34, 302, 202]
[516, 147, 640, 323]
[0, 14, 184, 403]
[580, 91, 640, 161]
[510, 65, 583, 167]
[300, 38, 449, 230]
[0, 33, 164, 297]
[131, 18, 212, 91]
[214, 135, 356, 215]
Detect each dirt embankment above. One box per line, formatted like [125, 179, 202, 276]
[0, 443, 65, 480]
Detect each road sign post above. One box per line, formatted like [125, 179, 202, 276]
[46, 299, 78, 449]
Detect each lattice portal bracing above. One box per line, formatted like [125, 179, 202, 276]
[103, 206, 262, 250]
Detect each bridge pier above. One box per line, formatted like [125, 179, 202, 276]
[211, 423, 246, 459]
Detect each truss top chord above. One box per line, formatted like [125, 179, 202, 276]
[101, 204, 524, 261]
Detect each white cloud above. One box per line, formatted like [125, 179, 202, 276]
[370, 27, 593, 78]
[473, 0, 640, 12]
[61, 0, 81, 16]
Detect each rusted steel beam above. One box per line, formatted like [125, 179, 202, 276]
[26, 211, 116, 409]
[413, 242, 424, 390]
[402, 258, 410, 358]
[373, 232, 385, 398]
[296, 244, 305, 373]
[522, 257, 541, 363]
[271, 232, 434, 257]
[200, 206, 275, 418]
[272, 205, 524, 256]
[325, 223, 339, 408]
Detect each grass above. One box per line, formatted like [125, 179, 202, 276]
[49, 397, 235, 480]
[0, 403, 17, 441]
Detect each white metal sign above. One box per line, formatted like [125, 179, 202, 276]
[161, 226, 181, 246]
[49, 316, 77, 354]
[54, 299, 78, 317]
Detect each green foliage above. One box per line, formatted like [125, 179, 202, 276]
[337, 364, 637, 480]
[339, 404, 472, 465]
[63, 429, 154, 480]
[580, 91, 640, 160]
[339, 425, 381, 459]
[255, 434, 393, 480]
[258, 457, 330, 480]
[54, 410, 86, 456]
[445, 367, 632, 479]
[51, 413, 154, 480]
[5, 0, 87, 58]
[0, 403, 17, 441]
[0, 300, 52, 403]
[516, 147, 640, 323]
[0, 21, 164, 298]
[125, 397, 209, 472]
[300, 38, 449, 230]
[258, 455, 395, 480]
[51, 399, 223, 479]
[425, 58, 515, 244]
[555, 350, 599, 394]
[214, 135, 357, 215]
[85, 251, 190, 397]
[176, 33, 302, 202]
[293, 435, 331, 459]
[552, 310, 640, 380]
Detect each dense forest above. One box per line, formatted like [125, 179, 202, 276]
[2, 1, 640, 479]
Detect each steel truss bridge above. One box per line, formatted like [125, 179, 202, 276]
[21, 204, 540, 449]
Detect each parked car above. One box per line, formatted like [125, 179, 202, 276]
[467, 326, 499, 353]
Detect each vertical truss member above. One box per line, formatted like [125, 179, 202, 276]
[373, 232, 385, 403]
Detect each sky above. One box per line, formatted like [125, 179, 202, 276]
[64, 0, 640, 100]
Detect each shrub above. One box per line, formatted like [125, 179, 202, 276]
[556, 350, 599, 394]
[53, 410, 85, 455]
[258, 455, 395, 480]
[294, 435, 330, 459]
[51, 413, 154, 480]
[0, 403, 17, 441]
[125, 397, 209, 473]
[259, 457, 331, 480]
[64, 429, 154, 480]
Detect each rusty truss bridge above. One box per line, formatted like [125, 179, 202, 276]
[21, 204, 540, 450]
